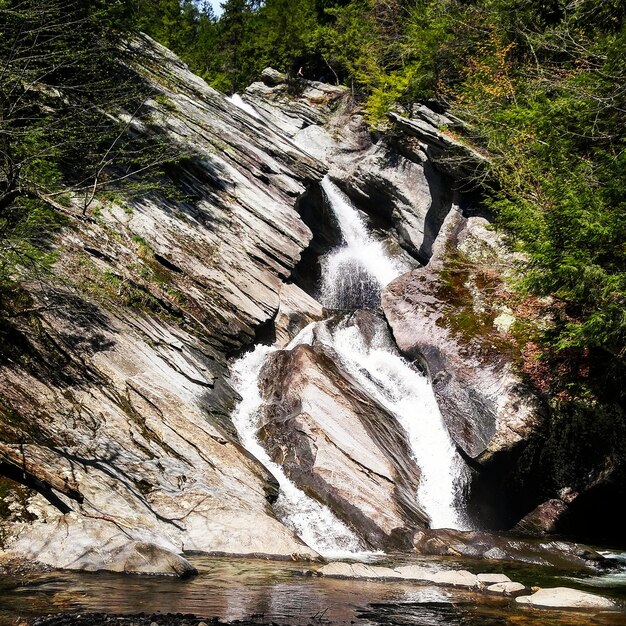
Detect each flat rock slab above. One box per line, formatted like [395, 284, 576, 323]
[392, 564, 436, 581]
[487, 581, 526, 595]
[516, 587, 616, 609]
[319, 562, 480, 588]
[477, 573, 511, 584]
[431, 570, 479, 588]
[319, 562, 403, 579]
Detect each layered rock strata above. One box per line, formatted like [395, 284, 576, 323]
[0, 39, 326, 572]
[258, 312, 427, 549]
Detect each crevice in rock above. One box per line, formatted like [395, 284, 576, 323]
[291, 180, 342, 298]
[153, 254, 183, 274]
[464, 442, 538, 531]
[416, 161, 455, 263]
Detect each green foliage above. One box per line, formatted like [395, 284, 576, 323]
[0, 0, 175, 299]
[133, 1, 626, 370]
[0, 200, 67, 292]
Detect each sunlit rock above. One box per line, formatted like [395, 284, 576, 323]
[515, 587, 615, 609]
[487, 581, 526, 595]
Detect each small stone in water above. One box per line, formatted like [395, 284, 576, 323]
[487, 581, 526, 595]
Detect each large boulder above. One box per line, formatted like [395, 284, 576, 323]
[72, 540, 197, 577]
[382, 213, 539, 463]
[515, 587, 616, 609]
[257, 313, 428, 549]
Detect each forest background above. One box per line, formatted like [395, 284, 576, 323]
[1, 0, 624, 519]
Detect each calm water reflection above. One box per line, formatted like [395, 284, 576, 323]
[1, 555, 626, 626]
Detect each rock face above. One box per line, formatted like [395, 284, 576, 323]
[387, 110, 490, 183]
[71, 541, 198, 577]
[243, 71, 453, 264]
[273, 283, 324, 348]
[382, 213, 539, 463]
[0, 38, 325, 571]
[257, 312, 427, 549]
[512, 498, 571, 537]
[412, 528, 607, 570]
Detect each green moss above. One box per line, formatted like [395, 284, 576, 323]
[154, 93, 178, 114]
[435, 251, 520, 361]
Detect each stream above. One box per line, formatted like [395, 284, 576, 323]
[3, 554, 626, 626]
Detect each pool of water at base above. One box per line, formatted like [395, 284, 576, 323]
[1, 554, 626, 626]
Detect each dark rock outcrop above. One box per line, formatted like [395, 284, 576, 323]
[413, 528, 607, 571]
[512, 499, 571, 537]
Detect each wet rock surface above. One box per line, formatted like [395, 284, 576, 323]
[382, 212, 539, 463]
[258, 312, 427, 549]
[412, 528, 607, 570]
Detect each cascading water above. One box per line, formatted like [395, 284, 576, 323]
[230, 174, 468, 556]
[230, 328, 371, 559]
[319, 177, 409, 309]
[314, 320, 469, 529]
[316, 175, 468, 527]
[228, 93, 261, 119]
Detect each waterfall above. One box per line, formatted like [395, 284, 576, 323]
[315, 320, 469, 529]
[230, 174, 468, 556]
[317, 175, 468, 528]
[230, 328, 371, 559]
[319, 177, 409, 309]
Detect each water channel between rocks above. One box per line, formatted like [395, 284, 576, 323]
[230, 176, 468, 557]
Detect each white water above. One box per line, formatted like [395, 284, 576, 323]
[230, 328, 373, 559]
[568, 551, 626, 588]
[228, 93, 261, 119]
[317, 174, 467, 527]
[315, 320, 469, 529]
[319, 177, 409, 309]
[230, 173, 468, 555]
